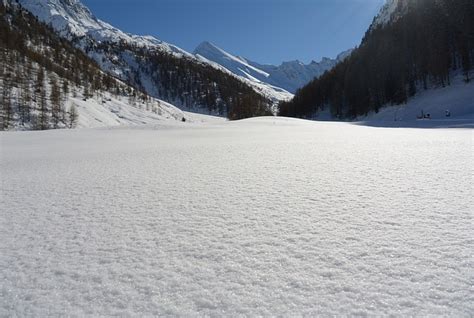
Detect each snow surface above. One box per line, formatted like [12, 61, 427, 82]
[1, 118, 472, 316]
[69, 94, 224, 129]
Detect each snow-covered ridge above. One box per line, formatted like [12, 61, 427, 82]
[17, 0, 190, 56]
[195, 41, 353, 94]
[370, 0, 409, 31]
[16, 0, 293, 104]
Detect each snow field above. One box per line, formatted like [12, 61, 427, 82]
[359, 73, 474, 128]
[0, 118, 473, 316]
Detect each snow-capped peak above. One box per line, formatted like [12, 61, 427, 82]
[17, 0, 190, 55]
[195, 41, 352, 94]
[194, 41, 271, 79]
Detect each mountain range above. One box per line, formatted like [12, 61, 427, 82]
[194, 41, 352, 94]
[16, 0, 349, 104]
[3, 0, 468, 131]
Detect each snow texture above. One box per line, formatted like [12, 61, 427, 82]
[1, 118, 472, 316]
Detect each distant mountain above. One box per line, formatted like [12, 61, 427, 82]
[194, 41, 352, 94]
[280, 0, 474, 119]
[16, 0, 273, 119]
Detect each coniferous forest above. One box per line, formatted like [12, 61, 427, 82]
[279, 0, 474, 119]
[0, 3, 154, 130]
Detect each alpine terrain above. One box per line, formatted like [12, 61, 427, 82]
[195, 41, 352, 94]
[0, 1, 190, 130]
[279, 0, 474, 121]
[1, 0, 472, 316]
[14, 0, 275, 118]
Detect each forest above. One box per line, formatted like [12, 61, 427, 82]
[0, 2, 153, 130]
[279, 0, 474, 119]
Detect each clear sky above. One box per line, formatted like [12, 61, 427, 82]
[81, 0, 385, 65]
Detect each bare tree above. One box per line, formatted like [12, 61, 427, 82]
[50, 77, 62, 128]
[68, 103, 78, 128]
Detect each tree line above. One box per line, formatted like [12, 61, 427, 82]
[279, 0, 474, 119]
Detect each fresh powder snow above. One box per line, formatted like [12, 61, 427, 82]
[1, 118, 472, 316]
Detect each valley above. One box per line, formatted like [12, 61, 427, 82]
[0, 0, 472, 315]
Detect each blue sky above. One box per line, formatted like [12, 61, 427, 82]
[81, 0, 385, 65]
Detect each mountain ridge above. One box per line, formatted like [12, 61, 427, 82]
[15, 0, 275, 118]
[369, 0, 410, 32]
[16, 0, 294, 105]
[18, 0, 352, 102]
[194, 40, 353, 94]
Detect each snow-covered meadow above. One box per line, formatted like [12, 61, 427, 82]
[0, 118, 472, 316]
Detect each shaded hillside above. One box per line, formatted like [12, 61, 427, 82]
[279, 0, 474, 119]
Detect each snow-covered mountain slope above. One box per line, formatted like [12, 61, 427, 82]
[194, 53, 294, 104]
[69, 94, 184, 129]
[356, 73, 474, 127]
[17, 0, 190, 56]
[16, 0, 288, 108]
[70, 94, 223, 129]
[369, 0, 409, 31]
[195, 41, 352, 94]
[1, 1, 190, 131]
